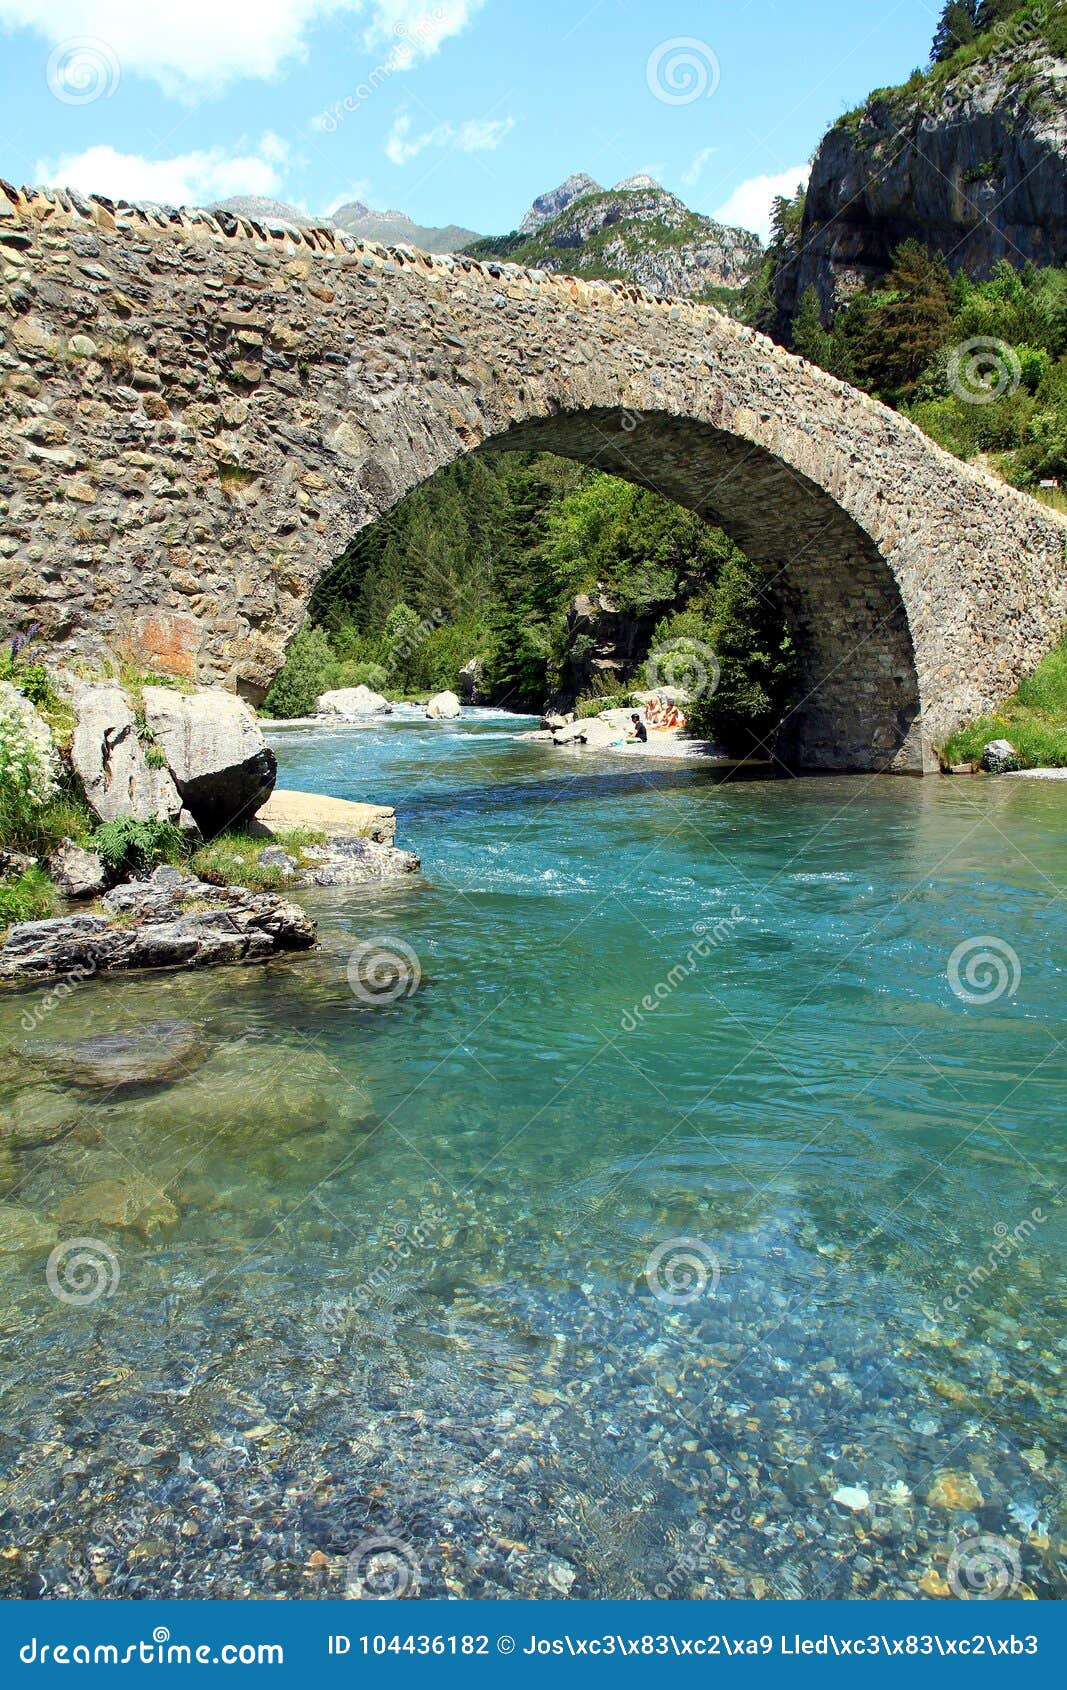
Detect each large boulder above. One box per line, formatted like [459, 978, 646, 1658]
[142, 687, 276, 836]
[315, 686, 392, 718]
[71, 684, 183, 825]
[426, 690, 461, 720]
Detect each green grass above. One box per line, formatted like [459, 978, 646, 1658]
[191, 827, 327, 892]
[0, 787, 93, 858]
[941, 632, 1067, 768]
[117, 664, 195, 706]
[0, 865, 56, 933]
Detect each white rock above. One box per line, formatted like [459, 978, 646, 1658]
[832, 1485, 870, 1512]
[315, 686, 392, 718]
[425, 690, 461, 719]
[581, 718, 623, 747]
[551, 719, 588, 744]
[71, 685, 183, 825]
[551, 717, 624, 748]
[981, 737, 1019, 774]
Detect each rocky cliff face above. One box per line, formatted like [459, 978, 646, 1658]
[775, 42, 1067, 327]
[474, 176, 760, 298]
[518, 172, 601, 234]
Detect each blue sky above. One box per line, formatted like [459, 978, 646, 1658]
[0, 0, 940, 240]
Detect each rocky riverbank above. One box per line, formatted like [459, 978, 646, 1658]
[0, 664, 421, 986]
[0, 867, 316, 985]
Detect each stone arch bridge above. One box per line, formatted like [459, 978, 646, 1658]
[1, 182, 1066, 771]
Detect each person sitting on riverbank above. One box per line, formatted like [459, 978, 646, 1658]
[655, 695, 685, 730]
[629, 712, 648, 744]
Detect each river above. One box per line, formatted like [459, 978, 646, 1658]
[0, 709, 1064, 1599]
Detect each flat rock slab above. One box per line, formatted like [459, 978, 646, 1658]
[1002, 767, 1067, 779]
[254, 788, 397, 843]
[0, 867, 317, 986]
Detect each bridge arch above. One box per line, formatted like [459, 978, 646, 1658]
[1, 185, 1065, 771]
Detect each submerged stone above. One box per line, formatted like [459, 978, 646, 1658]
[57, 1175, 180, 1239]
[926, 1471, 984, 1512]
[29, 1019, 208, 1092]
[0, 1205, 58, 1254]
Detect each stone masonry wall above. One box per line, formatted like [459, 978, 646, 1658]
[1, 180, 1066, 771]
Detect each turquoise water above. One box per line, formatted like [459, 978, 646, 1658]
[0, 710, 1064, 1599]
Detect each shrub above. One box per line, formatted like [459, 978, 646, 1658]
[263, 625, 335, 718]
[92, 817, 187, 880]
[0, 681, 61, 852]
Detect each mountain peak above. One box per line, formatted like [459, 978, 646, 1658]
[613, 174, 662, 192]
[330, 201, 480, 253]
[518, 172, 601, 235]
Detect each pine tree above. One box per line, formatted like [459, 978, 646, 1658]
[932, 0, 980, 61]
[975, 0, 1020, 32]
[790, 287, 835, 369]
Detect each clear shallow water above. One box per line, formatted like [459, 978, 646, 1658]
[0, 712, 1065, 1599]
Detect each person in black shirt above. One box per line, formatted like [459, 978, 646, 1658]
[630, 713, 648, 743]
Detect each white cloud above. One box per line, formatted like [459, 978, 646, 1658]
[363, 0, 484, 57]
[0, 0, 482, 100]
[712, 163, 810, 242]
[35, 140, 289, 207]
[680, 145, 718, 191]
[385, 106, 515, 166]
